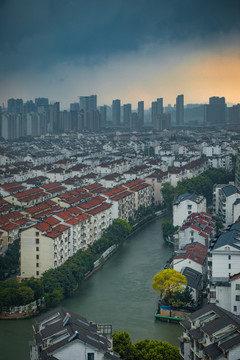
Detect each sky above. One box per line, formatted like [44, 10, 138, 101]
[0, 0, 240, 109]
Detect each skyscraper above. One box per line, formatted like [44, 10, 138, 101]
[49, 102, 60, 133]
[123, 104, 132, 128]
[205, 96, 226, 125]
[152, 98, 163, 124]
[176, 94, 184, 125]
[112, 99, 121, 127]
[79, 95, 97, 129]
[138, 101, 144, 126]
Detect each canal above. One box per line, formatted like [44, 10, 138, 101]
[0, 216, 182, 359]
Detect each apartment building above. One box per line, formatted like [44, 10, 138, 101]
[213, 184, 240, 228]
[20, 217, 71, 279]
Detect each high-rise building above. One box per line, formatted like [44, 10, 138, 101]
[35, 98, 49, 107]
[7, 98, 23, 113]
[205, 96, 226, 125]
[49, 102, 60, 133]
[100, 105, 107, 128]
[156, 98, 163, 115]
[153, 113, 171, 131]
[79, 95, 97, 129]
[123, 104, 132, 128]
[176, 94, 184, 125]
[70, 102, 80, 112]
[112, 99, 121, 126]
[138, 101, 144, 126]
[152, 98, 163, 124]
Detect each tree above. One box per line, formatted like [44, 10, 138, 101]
[113, 331, 180, 360]
[161, 220, 178, 240]
[152, 269, 187, 305]
[112, 331, 136, 360]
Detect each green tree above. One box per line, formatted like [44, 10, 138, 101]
[17, 286, 34, 305]
[161, 220, 178, 240]
[152, 269, 187, 305]
[112, 331, 136, 360]
[113, 331, 180, 360]
[161, 183, 176, 210]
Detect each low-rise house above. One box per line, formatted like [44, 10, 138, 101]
[174, 212, 216, 249]
[173, 193, 206, 227]
[180, 304, 240, 360]
[182, 267, 203, 302]
[172, 242, 208, 286]
[30, 306, 120, 360]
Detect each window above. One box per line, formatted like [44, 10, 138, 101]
[234, 306, 237, 312]
[35, 232, 39, 236]
[228, 255, 231, 260]
[36, 271, 39, 276]
[36, 255, 39, 259]
[36, 246, 39, 251]
[36, 263, 39, 267]
[36, 239, 39, 244]
[229, 264, 231, 269]
[236, 284, 240, 290]
[236, 295, 240, 301]
[87, 354, 94, 360]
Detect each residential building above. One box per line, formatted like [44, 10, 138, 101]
[172, 242, 208, 286]
[30, 306, 120, 360]
[208, 223, 240, 307]
[20, 218, 71, 279]
[112, 99, 121, 127]
[213, 184, 240, 228]
[176, 94, 184, 125]
[205, 96, 226, 125]
[173, 193, 207, 227]
[175, 212, 216, 249]
[180, 304, 240, 360]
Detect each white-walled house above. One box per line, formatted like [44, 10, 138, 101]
[30, 307, 120, 360]
[173, 193, 206, 227]
[172, 242, 208, 284]
[213, 184, 240, 228]
[174, 212, 216, 249]
[208, 225, 240, 306]
[180, 304, 240, 360]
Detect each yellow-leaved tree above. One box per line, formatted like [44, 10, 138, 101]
[152, 269, 187, 305]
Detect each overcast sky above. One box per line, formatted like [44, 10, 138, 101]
[0, 0, 240, 109]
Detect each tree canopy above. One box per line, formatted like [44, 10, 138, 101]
[112, 331, 180, 360]
[161, 167, 234, 210]
[152, 269, 187, 305]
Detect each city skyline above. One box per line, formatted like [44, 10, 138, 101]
[0, 0, 240, 109]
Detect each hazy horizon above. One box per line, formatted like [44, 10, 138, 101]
[1, 0, 240, 109]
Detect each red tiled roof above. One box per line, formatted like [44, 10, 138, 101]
[110, 190, 133, 201]
[86, 202, 112, 215]
[103, 186, 126, 197]
[44, 216, 61, 226]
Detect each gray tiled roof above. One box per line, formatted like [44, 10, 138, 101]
[212, 230, 240, 251]
[32, 307, 120, 360]
[221, 184, 238, 197]
[173, 193, 201, 205]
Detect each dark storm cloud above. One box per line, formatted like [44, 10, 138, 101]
[0, 0, 240, 74]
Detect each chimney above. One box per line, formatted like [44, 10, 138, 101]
[63, 312, 71, 326]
